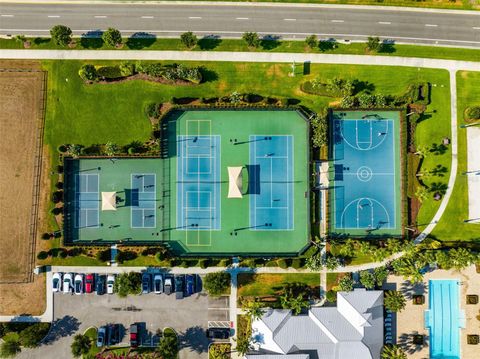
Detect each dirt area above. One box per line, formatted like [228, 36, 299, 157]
[0, 274, 46, 316]
[0, 69, 45, 282]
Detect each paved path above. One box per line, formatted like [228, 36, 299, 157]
[1, 2, 479, 47]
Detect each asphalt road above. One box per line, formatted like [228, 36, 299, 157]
[0, 3, 479, 47]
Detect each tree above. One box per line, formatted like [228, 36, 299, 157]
[381, 345, 407, 359]
[415, 186, 429, 203]
[338, 275, 354, 292]
[305, 35, 318, 49]
[70, 334, 91, 358]
[156, 332, 178, 359]
[67, 144, 83, 157]
[374, 266, 389, 287]
[310, 111, 328, 148]
[414, 145, 429, 158]
[102, 28, 122, 47]
[0, 336, 21, 358]
[366, 36, 381, 52]
[325, 255, 340, 270]
[78, 64, 98, 82]
[280, 292, 309, 315]
[359, 270, 376, 290]
[305, 252, 323, 271]
[448, 247, 478, 270]
[341, 95, 357, 108]
[229, 91, 241, 104]
[203, 272, 230, 297]
[466, 106, 480, 121]
[339, 239, 356, 258]
[384, 290, 406, 312]
[114, 272, 141, 298]
[50, 25, 72, 46]
[235, 337, 252, 356]
[242, 32, 260, 48]
[180, 31, 198, 49]
[18, 323, 50, 348]
[244, 300, 265, 320]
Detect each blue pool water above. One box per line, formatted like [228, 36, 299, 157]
[426, 279, 462, 359]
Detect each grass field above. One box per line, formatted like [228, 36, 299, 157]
[1, 38, 480, 62]
[237, 273, 320, 297]
[0, 70, 44, 283]
[430, 71, 480, 242]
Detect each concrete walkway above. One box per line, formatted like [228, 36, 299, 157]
[1, 50, 480, 72]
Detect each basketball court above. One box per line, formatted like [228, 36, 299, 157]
[330, 111, 402, 236]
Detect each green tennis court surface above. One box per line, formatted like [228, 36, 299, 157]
[64, 110, 309, 255]
[330, 110, 402, 236]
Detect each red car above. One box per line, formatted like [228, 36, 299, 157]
[85, 274, 95, 293]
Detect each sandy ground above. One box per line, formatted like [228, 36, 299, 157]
[385, 265, 480, 359]
[466, 127, 480, 223]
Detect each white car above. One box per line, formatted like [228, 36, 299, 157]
[74, 274, 84, 295]
[63, 273, 73, 294]
[52, 272, 62, 292]
[107, 274, 115, 294]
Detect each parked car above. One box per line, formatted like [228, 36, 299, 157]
[108, 324, 121, 346]
[142, 272, 151, 294]
[52, 272, 62, 293]
[107, 274, 115, 294]
[85, 274, 94, 294]
[96, 275, 106, 295]
[175, 275, 184, 299]
[185, 274, 195, 296]
[130, 323, 139, 348]
[206, 327, 230, 340]
[153, 274, 163, 294]
[97, 326, 107, 347]
[164, 276, 173, 295]
[74, 274, 84, 295]
[63, 273, 73, 294]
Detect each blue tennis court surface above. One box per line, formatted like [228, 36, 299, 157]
[131, 173, 156, 228]
[177, 135, 221, 230]
[332, 112, 400, 234]
[74, 173, 99, 228]
[249, 135, 294, 230]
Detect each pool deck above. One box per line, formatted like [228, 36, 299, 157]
[384, 264, 480, 359]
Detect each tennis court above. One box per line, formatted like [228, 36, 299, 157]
[330, 111, 402, 236]
[131, 174, 156, 228]
[249, 135, 294, 230]
[74, 173, 99, 228]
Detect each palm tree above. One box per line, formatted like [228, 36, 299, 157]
[70, 334, 91, 358]
[414, 145, 428, 158]
[245, 300, 265, 321]
[414, 186, 428, 203]
[381, 344, 407, 359]
[235, 337, 252, 356]
[384, 290, 406, 313]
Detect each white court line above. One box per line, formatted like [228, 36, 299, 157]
[141, 16, 154, 19]
[188, 16, 202, 19]
[0, 15, 14, 17]
[47, 15, 60, 18]
[425, 24, 438, 27]
[284, 18, 296, 21]
[236, 17, 249, 20]
[94, 15, 107, 18]
[331, 20, 344, 23]
[378, 21, 391, 25]
[473, 27, 480, 30]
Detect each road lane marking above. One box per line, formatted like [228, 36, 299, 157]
[378, 21, 391, 25]
[473, 27, 480, 30]
[425, 24, 438, 27]
[188, 16, 202, 19]
[331, 20, 344, 23]
[141, 16, 154, 19]
[94, 15, 107, 18]
[0, 15, 14, 18]
[236, 17, 249, 20]
[284, 18, 296, 21]
[47, 15, 60, 18]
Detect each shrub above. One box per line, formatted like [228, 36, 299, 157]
[41, 233, 52, 240]
[145, 103, 162, 119]
[341, 95, 357, 108]
[180, 31, 198, 49]
[0, 335, 21, 357]
[277, 259, 288, 269]
[78, 64, 97, 82]
[242, 32, 260, 48]
[203, 272, 230, 296]
[97, 66, 123, 79]
[218, 258, 231, 267]
[51, 207, 62, 215]
[290, 258, 302, 269]
[140, 63, 164, 77]
[243, 93, 263, 103]
[358, 93, 376, 108]
[155, 251, 166, 263]
[115, 250, 137, 264]
[198, 259, 209, 269]
[119, 62, 135, 77]
[265, 260, 278, 267]
[326, 290, 337, 302]
[37, 251, 49, 260]
[305, 35, 318, 49]
[67, 247, 84, 257]
[102, 28, 122, 47]
[50, 25, 72, 46]
[96, 249, 111, 262]
[466, 106, 480, 121]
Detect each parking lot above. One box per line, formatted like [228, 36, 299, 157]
[18, 282, 216, 359]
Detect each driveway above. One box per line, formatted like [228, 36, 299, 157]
[18, 291, 210, 359]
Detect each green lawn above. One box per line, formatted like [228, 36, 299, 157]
[237, 273, 320, 297]
[84, 327, 100, 359]
[39, 255, 106, 266]
[2, 37, 480, 62]
[430, 71, 480, 242]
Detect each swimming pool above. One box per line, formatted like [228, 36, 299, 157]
[425, 279, 463, 359]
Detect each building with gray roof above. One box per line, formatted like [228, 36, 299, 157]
[247, 288, 384, 359]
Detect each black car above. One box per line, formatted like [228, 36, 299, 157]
[206, 327, 230, 340]
[142, 272, 151, 294]
[175, 275, 184, 299]
[107, 324, 121, 346]
[96, 275, 106, 295]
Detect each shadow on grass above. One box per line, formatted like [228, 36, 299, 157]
[33, 37, 50, 46]
[379, 39, 396, 54]
[80, 30, 104, 49]
[126, 32, 156, 50]
[199, 66, 219, 83]
[198, 35, 222, 50]
[261, 35, 281, 50]
[319, 39, 337, 52]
